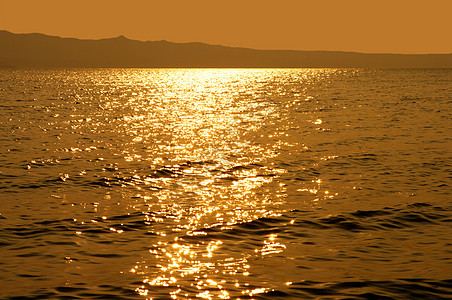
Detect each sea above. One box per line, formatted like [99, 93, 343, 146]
[0, 68, 451, 299]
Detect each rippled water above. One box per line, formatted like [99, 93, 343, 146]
[0, 68, 451, 299]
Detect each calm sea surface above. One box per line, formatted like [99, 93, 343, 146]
[0, 68, 451, 299]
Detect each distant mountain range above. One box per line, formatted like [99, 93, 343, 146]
[1, 30, 451, 68]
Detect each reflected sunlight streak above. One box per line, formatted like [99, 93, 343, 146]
[109, 69, 333, 299]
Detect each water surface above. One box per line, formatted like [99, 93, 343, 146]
[0, 68, 451, 299]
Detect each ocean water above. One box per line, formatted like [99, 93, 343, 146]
[0, 68, 451, 299]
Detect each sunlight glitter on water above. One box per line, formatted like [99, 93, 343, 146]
[106, 69, 345, 298]
[111, 69, 330, 298]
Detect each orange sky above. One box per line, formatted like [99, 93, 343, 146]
[1, 0, 451, 54]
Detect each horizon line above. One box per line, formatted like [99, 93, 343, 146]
[2, 29, 451, 56]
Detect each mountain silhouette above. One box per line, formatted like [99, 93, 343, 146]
[1, 30, 451, 68]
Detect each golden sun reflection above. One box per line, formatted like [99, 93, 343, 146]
[109, 69, 335, 299]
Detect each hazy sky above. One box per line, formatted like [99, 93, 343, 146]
[1, 0, 451, 54]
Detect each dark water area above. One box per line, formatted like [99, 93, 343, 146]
[0, 68, 451, 299]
